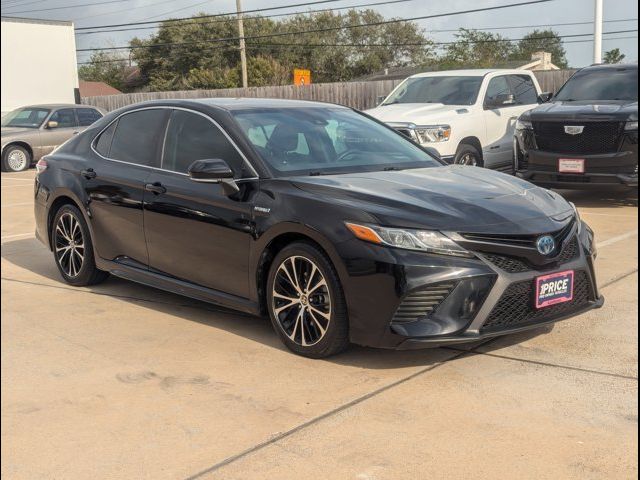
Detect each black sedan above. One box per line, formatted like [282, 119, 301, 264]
[34, 98, 603, 358]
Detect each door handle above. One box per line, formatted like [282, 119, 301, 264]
[81, 168, 97, 179]
[145, 182, 166, 194]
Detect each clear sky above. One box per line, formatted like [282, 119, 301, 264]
[2, 0, 638, 68]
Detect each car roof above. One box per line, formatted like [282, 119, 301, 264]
[581, 63, 638, 72]
[408, 69, 531, 78]
[128, 97, 351, 112]
[20, 104, 99, 110]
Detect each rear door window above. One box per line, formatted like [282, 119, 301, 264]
[76, 108, 103, 126]
[94, 120, 117, 157]
[108, 109, 168, 167]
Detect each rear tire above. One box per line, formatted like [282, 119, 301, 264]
[2, 145, 31, 172]
[51, 204, 109, 286]
[266, 242, 349, 358]
[454, 143, 483, 167]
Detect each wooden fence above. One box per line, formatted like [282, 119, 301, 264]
[82, 70, 576, 112]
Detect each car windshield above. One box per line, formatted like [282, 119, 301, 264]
[555, 68, 638, 102]
[381, 76, 483, 106]
[232, 107, 441, 176]
[1, 108, 51, 128]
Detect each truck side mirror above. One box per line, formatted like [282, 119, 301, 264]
[538, 92, 554, 103]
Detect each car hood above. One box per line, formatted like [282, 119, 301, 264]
[1, 127, 35, 138]
[525, 100, 638, 122]
[365, 103, 470, 125]
[290, 166, 573, 234]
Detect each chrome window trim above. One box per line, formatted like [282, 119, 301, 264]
[90, 105, 260, 179]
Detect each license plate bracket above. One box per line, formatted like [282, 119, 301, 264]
[535, 270, 575, 309]
[558, 158, 585, 173]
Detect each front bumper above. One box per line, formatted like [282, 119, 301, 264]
[339, 222, 602, 349]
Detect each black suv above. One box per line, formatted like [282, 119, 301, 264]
[514, 63, 638, 189]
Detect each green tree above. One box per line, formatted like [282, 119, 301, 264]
[441, 29, 515, 68]
[78, 51, 131, 91]
[130, 10, 433, 90]
[603, 48, 626, 64]
[514, 29, 568, 68]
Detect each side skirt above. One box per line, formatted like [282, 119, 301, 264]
[96, 257, 261, 316]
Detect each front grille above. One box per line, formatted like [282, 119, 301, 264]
[480, 270, 592, 333]
[522, 130, 537, 150]
[533, 121, 624, 154]
[391, 282, 457, 324]
[462, 218, 575, 249]
[483, 237, 580, 273]
[395, 128, 413, 139]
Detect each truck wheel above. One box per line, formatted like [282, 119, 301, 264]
[2, 145, 31, 172]
[454, 144, 483, 167]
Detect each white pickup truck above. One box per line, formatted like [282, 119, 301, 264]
[366, 69, 547, 169]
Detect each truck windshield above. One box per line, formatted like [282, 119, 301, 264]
[233, 107, 441, 177]
[381, 76, 483, 106]
[555, 68, 638, 102]
[1, 108, 50, 128]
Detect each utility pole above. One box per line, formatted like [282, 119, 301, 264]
[236, 0, 248, 88]
[593, 0, 603, 64]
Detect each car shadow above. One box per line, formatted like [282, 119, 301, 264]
[555, 188, 638, 209]
[3, 237, 551, 370]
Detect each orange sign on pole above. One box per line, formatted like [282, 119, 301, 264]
[293, 69, 311, 86]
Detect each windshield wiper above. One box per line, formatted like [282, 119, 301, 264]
[309, 171, 324, 176]
[383, 166, 404, 171]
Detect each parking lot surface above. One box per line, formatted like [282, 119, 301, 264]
[1, 169, 637, 479]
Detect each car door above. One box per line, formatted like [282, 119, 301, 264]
[40, 108, 80, 156]
[86, 108, 169, 268]
[143, 109, 255, 298]
[482, 75, 523, 168]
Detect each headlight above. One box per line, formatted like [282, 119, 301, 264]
[413, 125, 451, 143]
[625, 121, 638, 131]
[516, 119, 533, 130]
[345, 222, 472, 257]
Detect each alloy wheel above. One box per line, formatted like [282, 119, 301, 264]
[7, 149, 28, 171]
[457, 153, 478, 166]
[272, 255, 332, 346]
[54, 212, 85, 278]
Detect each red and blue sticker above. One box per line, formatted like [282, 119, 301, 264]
[535, 270, 574, 309]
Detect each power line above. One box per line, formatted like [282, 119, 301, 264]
[74, 0, 347, 30]
[76, 0, 419, 35]
[75, 30, 638, 63]
[4, 0, 130, 14]
[76, 0, 556, 51]
[72, 0, 212, 22]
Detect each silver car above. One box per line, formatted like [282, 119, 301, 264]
[1, 104, 105, 172]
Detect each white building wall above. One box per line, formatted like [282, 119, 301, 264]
[1, 17, 79, 114]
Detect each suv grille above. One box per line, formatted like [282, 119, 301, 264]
[391, 282, 457, 324]
[480, 270, 592, 333]
[533, 121, 624, 154]
[484, 237, 580, 273]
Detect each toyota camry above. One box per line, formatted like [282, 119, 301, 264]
[34, 98, 603, 358]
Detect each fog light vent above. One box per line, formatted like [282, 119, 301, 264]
[391, 282, 457, 324]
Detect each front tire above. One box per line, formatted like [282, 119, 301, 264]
[2, 145, 31, 172]
[454, 143, 483, 167]
[52, 204, 109, 286]
[266, 242, 349, 358]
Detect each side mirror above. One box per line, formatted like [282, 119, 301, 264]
[486, 93, 516, 109]
[537, 92, 554, 103]
[187, 158, 239, 196]
[423, 146, 442, 161]
[46, 120, 59, 129]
